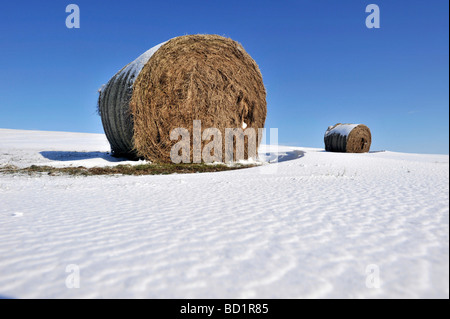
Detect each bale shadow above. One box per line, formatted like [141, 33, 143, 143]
[277, 150, 305, 162]
[260, 150, 305, 163]
[318, 150, 385, 153]
[40, 150, 305, 165]
[40, 151, 131, 163]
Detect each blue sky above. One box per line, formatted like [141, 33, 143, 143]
[0, 0, 448, 154]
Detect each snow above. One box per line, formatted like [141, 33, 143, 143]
[0, 129, 149, 168]
[0, 129, 448, 299]
[99, 41, 167, 93]
[118, 41, 167, 85]
[325, 124, 359, 138]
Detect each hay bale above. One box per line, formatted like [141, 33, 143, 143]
[98, 34, 267, 162]
[324, 123, 372, 153]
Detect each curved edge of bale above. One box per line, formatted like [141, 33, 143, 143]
[97, 65, 137, 158]
[97, 42, 167, 159]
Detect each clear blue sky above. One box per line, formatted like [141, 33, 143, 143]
[0, 0, 448, 154]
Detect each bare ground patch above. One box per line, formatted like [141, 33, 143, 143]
[0, 163, 258, 177]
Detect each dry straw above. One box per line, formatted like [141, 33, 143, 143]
[98, 34, 267, 162]
[324, 123, 372, 153]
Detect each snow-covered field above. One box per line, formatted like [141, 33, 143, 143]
[0, 128, 448, 299]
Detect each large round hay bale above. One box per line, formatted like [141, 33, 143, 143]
[324, 123, 372, 153]
[98, 34, 267, 162]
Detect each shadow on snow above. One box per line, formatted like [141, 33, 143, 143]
[40, 150, 306, 164]
[40, 151, 130, 163]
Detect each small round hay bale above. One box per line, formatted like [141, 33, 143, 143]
[324, 123, 372, 153]
[98, 34, 267, 162]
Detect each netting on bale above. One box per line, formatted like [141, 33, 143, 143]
[324, 123, 372, 153]
[98, 34, 267, 163]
